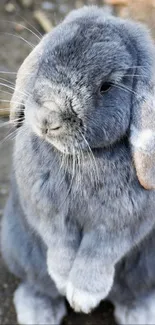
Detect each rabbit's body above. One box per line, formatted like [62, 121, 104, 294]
[13, 126, 149, 236]
[3, 124, 155, 324]
[2, 6, 155, 325]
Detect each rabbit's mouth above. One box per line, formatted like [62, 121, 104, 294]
[24, 97, 87, 155]
[27, 117, 86, 155]
[30, 121, 86, 155]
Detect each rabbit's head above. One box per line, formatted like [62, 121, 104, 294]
[11, 6, 155, 188]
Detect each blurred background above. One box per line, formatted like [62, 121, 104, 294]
[0, 0, 155, 324]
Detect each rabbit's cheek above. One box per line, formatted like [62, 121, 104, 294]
[25, 106, 44, 139]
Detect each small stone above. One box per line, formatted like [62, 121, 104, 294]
[5, 3, 16, 13]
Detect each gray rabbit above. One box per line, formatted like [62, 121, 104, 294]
[2, 6, 155, 325]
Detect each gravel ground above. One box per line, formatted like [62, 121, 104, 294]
[0, 0, 155, 324]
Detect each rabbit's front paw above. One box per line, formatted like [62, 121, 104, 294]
[66, 265, 115, 313]
[66, 282, 105, 313]
[47, 248, 75, 295]
[47, 252, 67, 295]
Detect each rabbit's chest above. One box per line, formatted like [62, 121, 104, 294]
[67, 156, 138, 225]
[47, 146, 139, 226]
[15, 132, 141, 228]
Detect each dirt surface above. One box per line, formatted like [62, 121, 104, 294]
[0, 0, 155, 324]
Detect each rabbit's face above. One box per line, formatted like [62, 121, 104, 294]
[21, 9, 149, 154]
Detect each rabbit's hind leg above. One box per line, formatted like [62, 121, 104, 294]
[14, 282, 66, 325]
[114, 292, 155, 325]
[1, 190, 67, 325]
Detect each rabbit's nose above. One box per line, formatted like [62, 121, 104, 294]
[43, 112, 62, 134]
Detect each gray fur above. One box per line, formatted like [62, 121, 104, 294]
[2, 6, 155, 324]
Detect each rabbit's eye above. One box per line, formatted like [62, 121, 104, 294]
[100, 82, 112, 95]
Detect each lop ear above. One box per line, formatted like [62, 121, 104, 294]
[126, 21, 155, 189]
[131, 92, 155, 190]
[10, 41, 44, 128]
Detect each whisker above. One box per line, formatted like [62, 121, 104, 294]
[0, 99, 25, 106]
[0, 78, 15, 86]
[0, 71, 18, 75]
[0, 82, 29, 97]
[79, 131, 99, 188]
[86, 148, 97, 188]
[0, 121, 11, 128]
[17, 13, 43, 38]
[115, 74, 146, 78]
[0, 82, 16, 93]
[1, 20, 41, 41]
[76, 149, 80, 187]
[0, 32, 35, 49]
[0, 121, 13, 129]
[59, 149, 76, 209]
[112, 82, 155, 114]
[0, 71, 35, 76]
[113, 82, 153, 101]
[77, 144, 83, 189]
[55, 152, 68, 197]
[0, 109, 10, 116]
[56, 153, 67, 197]
[117, 65, 147, 70]
[0, 118, 24, 128]
[0, 128, 17, 147]
[0, 90, 13, 96]
[112, 82, 136, 96]
[86, 115, 107, 136]
[55, 153, 67, 189]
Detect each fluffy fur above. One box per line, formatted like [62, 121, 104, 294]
[2, 6, 155, 325]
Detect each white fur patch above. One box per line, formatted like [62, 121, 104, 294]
[115, 293, 155, 325]
[14, 283, 66, 325]
[130, 127, 155, 151]
[66, 282, 105, 313]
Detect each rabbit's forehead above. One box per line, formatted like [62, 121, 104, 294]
[44, 21, 130, 63]
[38, 23, 132, 83]
[31, 19, 133, 101]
